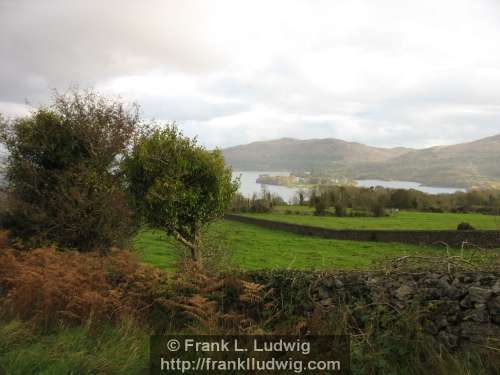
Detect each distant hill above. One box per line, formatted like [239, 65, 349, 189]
[222, 134, 500, 189]
[356, 134, 500, 188]
[222, 137, 411, 171]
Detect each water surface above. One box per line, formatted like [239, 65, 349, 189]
[233, 171, 299, 202]
[233, 172, 465, 201]
[356, 179, 465, 195]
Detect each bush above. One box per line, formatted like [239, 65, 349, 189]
[0, 244, 162, 328]
[371, 202, 387, 217]
[312, 195, 329, 216]
[0, 90, 139, 252]
[229, 191, 283, 214]
[250, 198, 272, 213]
[457, 222, 475, 231]
[334, 203, 346, 217]
[123, 125, 238, 262]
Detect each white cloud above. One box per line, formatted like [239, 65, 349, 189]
[1, 0, 500, 148]
[0, 102, 32, 119]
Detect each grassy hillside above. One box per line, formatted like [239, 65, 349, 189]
[356, 134, 500, 188]
[240, 209, 500, 231]
[133, 220, 471, 272]
[222, 137, 410, 171]
[222, 134, 500, 188]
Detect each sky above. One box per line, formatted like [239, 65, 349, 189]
[1, 0, 500, 149]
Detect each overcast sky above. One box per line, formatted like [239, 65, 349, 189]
[1, 0, 500, 149]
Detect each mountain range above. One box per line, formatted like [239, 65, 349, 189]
[222, 134, 500, 189]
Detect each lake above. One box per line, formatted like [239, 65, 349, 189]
[355, 179, 466, 195]
[233, 172, 465, 202]
[234, 171, 298, 202]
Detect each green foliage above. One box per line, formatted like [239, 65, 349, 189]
[124, 125, 238, 261]
[335, 203, 347, 217]
[370, 199, 387, 217]
[457, 222, 475, 231]
[390, 189, 415, 209]
[310, 191, 329, 216]
[229, 188, 284, 214]
[309, 184, 500, 215]
[0, 90, 139, 251]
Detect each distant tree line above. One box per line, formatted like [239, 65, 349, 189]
[310, 185, 500, 217]
[229, 186, 286, 213]
[229, 184, 500, 218]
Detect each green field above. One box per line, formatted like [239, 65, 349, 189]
[134, 220, 471, 272]
[241, 208, 500, 230]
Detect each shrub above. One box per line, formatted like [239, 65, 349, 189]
[312, 195, 329, 216]
[156, 261, 266, 333]
[0, 90, 139, 252]
[371, 201, 387, 217]
[457, 222, 475, 231]
[123, 125, 238, 263]
[251, 198, 272, 213]
[334, 203, 346, 217]
[229, 191, 282, 214]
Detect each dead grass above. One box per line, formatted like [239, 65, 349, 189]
[0, 243, 163, 329]
[0, 230, 8, 249]
[156, 260, 268, 334]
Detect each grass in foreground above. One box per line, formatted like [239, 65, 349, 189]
[134, 220, 471, 272]
[241, 208, 500, 230]
[1, 229, 497, 375]
[0, 320, 149, 375]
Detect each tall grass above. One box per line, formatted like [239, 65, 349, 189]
[0, 319, 149, 374]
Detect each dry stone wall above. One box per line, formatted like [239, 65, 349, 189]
[249, 270, 500, 349]
[226, 214, 500, 248]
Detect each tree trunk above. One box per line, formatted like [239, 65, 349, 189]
[172, 228, 202, 267]
[192, 226, 202, 266]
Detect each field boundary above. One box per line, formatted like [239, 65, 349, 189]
[224, 214, 500, 248]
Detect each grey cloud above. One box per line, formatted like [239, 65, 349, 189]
[1, 0, 500, 149]
[0, 0, 223, 102]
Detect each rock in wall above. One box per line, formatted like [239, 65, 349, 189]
[249, 269, 500, 349]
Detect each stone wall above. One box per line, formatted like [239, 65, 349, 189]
[225, 214, 500, 248]
[249, 269, 500, 349]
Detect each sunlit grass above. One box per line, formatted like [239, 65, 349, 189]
[134, 220, 470, 271]
[241, 208, 500, 230]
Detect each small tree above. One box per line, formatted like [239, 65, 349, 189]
[297, 189, 306, 205]
[0, 90, 138, 251]
[312, 194, 329, 216]
[371, 201, 387, 217]
[123, 125, 238, 263]
[334, 203, 346, 217]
